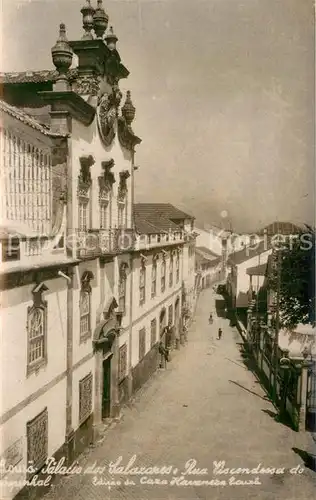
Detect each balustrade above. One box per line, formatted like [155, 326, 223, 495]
[75, 228, 135, 258]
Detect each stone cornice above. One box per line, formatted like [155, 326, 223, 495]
[0, 259, 79, 291]
[39, 90, 95, 126]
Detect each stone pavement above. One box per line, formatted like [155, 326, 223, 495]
[43, 288, 316, 500]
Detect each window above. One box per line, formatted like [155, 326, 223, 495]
[176, 252, 180, 283]
[118, 203, 125, 228]
[139, 328, 146, 360]
[100, 202, 109, 229]
[119, 263, 127, 314]
[161, 257, 166, 293]
[27, 284, 48, 375]
[150, 318, 157, 347]
[1, 237, 20, 262]
[28, 308, 45, 364]
[139, 260, 146, 305]
[79, 201, 89, 231]
[80, 271, 93, 342]
[169, 254, 174, 287]
[79, 372, 93, 425]
[27, 408, 48, 474]
[80, 290, 90, 340]
[118, 343, 127, 381]
[151, 258, 157, 298]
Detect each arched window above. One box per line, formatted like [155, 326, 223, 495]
[27, 283, 48, 375]
[119, 263, 128, 313]
[80, 271, 93, 342]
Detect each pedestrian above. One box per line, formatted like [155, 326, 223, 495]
[218, 328, 222, 340]
[209, 313, 213, 324]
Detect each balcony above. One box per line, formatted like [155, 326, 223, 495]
[75, 228, 135, 258]
[134, 231, 184, 251]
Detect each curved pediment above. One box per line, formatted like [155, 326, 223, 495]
[93, 317, 117, 344]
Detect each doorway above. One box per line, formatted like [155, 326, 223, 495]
[175, 298, 180, 339]
[102, 357, 111, 419]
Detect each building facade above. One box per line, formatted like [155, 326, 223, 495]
[0, 4, 197, 499]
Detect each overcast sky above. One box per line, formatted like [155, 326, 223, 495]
[1, 0, 314, 232]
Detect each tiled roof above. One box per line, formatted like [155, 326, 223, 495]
[134, 203, 194, 221]
[0, 99, 67, 137]
[246, 262, 267, 276]
[229, 240, 272, 265]
[258, 221, 303, 236]
[196, 246, 220, 259]
[134, 203, 192, 234]
[196, 253, 221, 267]
[0, 68, 78, 85]
[134, 216, 167, 235]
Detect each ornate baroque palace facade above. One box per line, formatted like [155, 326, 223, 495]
[0, 2, 197, 498]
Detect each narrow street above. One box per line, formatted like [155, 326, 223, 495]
[44, 288, 316, 500]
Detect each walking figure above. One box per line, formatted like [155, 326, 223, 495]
[209, 313, 213, 325]
[218, 328, 222, 340]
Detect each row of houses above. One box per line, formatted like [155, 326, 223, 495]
[0, 5, 198, 499]
[221, 223, 316, 432]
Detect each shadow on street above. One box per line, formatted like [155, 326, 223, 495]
[292, 447, 316, 473]
[229, 379, 269, 401]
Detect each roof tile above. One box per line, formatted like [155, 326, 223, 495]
[0, 99, 67, 137]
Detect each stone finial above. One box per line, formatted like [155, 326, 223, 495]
[81, 0, 95, 40]
[51, 24, 73, 86]
[122, 91, 135, 125]
[93, 0, 109, 38]
[105, 26, 118, 50]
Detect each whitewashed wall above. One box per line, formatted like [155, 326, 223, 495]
[71, 118, 133, 235]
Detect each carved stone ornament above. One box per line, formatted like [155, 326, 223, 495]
[97, 86, 122, 147]
[118, 170, 130, 201]
[101, 158, 115, 188]
[76, 75, 100, 96]
[78, 155, 94, 197]
[117, 90, 141, 151]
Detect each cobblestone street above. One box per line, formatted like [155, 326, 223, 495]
[44, 288, 316, 500]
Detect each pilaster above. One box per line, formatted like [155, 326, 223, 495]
[65, 266, 74, 464]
